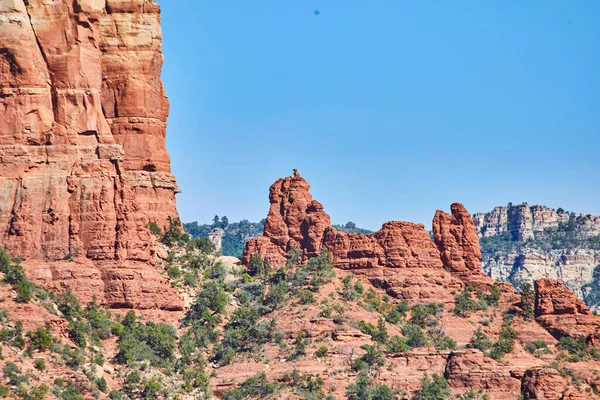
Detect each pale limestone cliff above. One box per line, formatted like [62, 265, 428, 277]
[475, 204, 600, 310]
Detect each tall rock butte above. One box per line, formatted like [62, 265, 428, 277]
[0, 0, 182, 311]
[243, 175, 492, 296]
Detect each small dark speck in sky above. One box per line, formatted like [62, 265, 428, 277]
[314, 10, 320, 16]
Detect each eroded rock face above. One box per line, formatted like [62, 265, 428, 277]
[243, 176, 446, 271]
[433, 203, 493, 286]
[0, 0, 182, 311]
[521, 368, 568, 400]
[445, 350, 521, 396]
[535, 279, 600, 344]
[242, 176, 491, 299]
[473, 204, 578, 240]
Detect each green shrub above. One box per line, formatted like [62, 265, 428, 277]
[433, 333, 457, 350]
[454, 287, 484, 317]
[372, 317, 388, 344]
[386, 335, 409, 353]
[68, 320, 90, 348]
[4, 361, 27, 386]
[248, 254, 268, 277]
[519, 282, 535, 319]
[315, 345, 329, 358]
[27, 326, 54, 351]
[411, 303, 441, 328]
[477, 284, 501, 307]
[403, 323, 428, 349]
[297, 289, 316, 305]
[351, 344, 385, 372]
[223, 372, 277, 400]
[525, 340, 549, 355]
[342, 276, 359, 301]
[293, 333, 308, 358]
[96, 378, 107, 393]
[413, 373, 451, 400]
[147, 221, 162, 235]
[346, 371, 391, 400]
[469, 329, 493, 352]
[108, 390, 123, 400]
[161, 216, 189, 246]
[116, 312, 178, 367]
[489, 321, 518, 360]
[265, 281, 289, 310]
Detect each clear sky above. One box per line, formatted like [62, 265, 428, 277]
[160, 1, 600, 231]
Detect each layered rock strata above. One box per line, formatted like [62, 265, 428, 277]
[475, 204, 600, 310]
[534, 279, 600, 346]
[0, 0, 182, 310]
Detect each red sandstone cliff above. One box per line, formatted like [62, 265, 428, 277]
[0, 0, 182, 311]
[535, 278, 600, 346]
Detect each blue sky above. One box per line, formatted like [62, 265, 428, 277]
[160, 1, 599, 230]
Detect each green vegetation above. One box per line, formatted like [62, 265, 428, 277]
[413, 373, 451, 400]
[184, 217, 265, 258]
[524, 340, 550, 356]
[223, 373, 277, 400]
[489, 319, 518, 360]
[0, 248, 36, 303]
[347, 371, 395, 400]
[332, 221, 374, 235]
[453, 286, 486, 317]
[557, 336, 600, 362]
[518, 282, 535, 319]
[402, 323, 428, 348]
[26, 325, 53, 352]
[115, 311, 178, 367]
[469, 329, 493, 353]
[386, 335, 409, 353]
[411, 302, 442, 328]
[351, 344, 385, 372]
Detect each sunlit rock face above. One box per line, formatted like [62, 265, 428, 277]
[0, 0, 182, 311]
[242, 176, 492, 302]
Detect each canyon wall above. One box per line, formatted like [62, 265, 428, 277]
[0, 0, 182, 311]
[475, 204, 600, 309]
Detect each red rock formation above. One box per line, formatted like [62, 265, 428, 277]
[0, 0, 181, 311]
[521, 368, 569, 399]
[242, 176, 500, 304]
[445, 350, 521, 396]
[433, 203, 493, 286]
[534, 279, 600, 344]
[243, 176, 444, 272]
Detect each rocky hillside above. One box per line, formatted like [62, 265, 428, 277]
[1, 1, 600, 399]
[474, 204, 600, 310]
[235, 175, 600, 399]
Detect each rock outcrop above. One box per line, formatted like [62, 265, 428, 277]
[0, 0, 182, 311]
[476, 204, 600, 310]
[445, 350, 521, 395]
[243, 176, 490, 295]
[534, 279, 600, 345]
[433, 203, 493, 286]
[520, 368, 569, 400]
